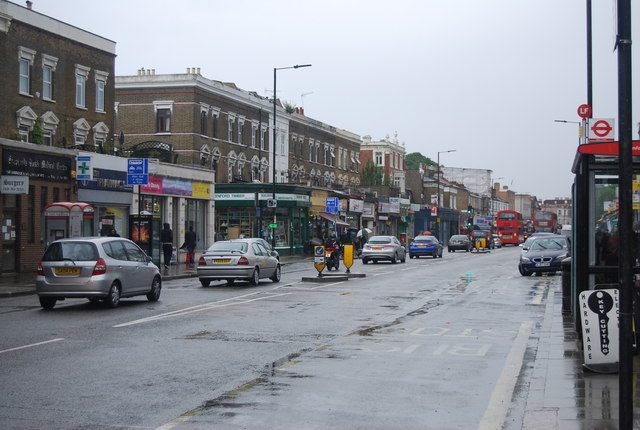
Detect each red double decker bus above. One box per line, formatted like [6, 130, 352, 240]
[533, 210, 559, 234]
[496, 210, 524, 246]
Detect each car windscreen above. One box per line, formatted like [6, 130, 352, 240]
[530, 238, 566, 251]
[42, 242, 99, 262]
[368, 238, 391, 244]
[206, 242, 248, 253]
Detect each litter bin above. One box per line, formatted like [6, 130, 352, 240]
[561, 257, 571, 314]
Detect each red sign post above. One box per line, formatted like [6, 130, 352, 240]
[577, 104, 592, 120]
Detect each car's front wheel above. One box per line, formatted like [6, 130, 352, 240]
[106, 283, 121, 308]
[270, 265, 281, 283]
[39, 296, 56, 310]
[146, 276, 162, 302]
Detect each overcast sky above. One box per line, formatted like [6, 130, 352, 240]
[31, 0, 639, 200]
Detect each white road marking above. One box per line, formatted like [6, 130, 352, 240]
[114, 291, 291, 328]
[0, 338, 64, 355]
[477, 320, 533, 430]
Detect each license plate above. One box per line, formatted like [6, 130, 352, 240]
[371, 247, 382, 251]
[535, 262, 550, 267]
[214, 259, 231, 264]
[503, 235, 512, 239]
[55, 267, 80, 275]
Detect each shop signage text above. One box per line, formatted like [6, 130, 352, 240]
[0, 175, 29, 194]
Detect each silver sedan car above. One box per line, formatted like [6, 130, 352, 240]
[361, 235, 407, 264]
[196, 239, 281, 287]
[36, 237, 162, 309]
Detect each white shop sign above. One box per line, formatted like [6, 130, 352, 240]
[579, 289, 619, 373]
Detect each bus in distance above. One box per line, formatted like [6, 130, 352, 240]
[496, 210, 524, 246]
[533, 210, 559, 234]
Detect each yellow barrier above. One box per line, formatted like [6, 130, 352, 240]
[343, 244, 354, 273]
[313, 245, 326, 275]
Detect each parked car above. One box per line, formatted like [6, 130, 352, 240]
[197, 238, 281, 287]
[36, 237, 162, 309]
[361, 236, 406, 264]
[518, 235, 569, 276]
[253, 238, 280, 261]
[410, 235, 443, 258]
[492, 234, 502, 248]
[447, 234, 471, 252]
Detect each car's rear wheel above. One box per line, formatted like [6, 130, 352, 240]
[249, 268, 260, 286]
[226, 279, 235, 286]
[106, 282, 121, 308]
[392, 253, 398, 264]
[270, 265, 281, 283]
[362, 259, 369, 264]
[200, 279, 210, 288]
[39, 296, 56, 310]
[146, 276, 161, 302]
[400, 253, 406, 263]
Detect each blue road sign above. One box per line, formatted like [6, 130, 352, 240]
[314, 246, 325, 256]
[326, 197, 339, 213]
[127, 158, 149, 185]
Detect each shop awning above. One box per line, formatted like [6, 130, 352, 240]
[319, 212, 350, 227]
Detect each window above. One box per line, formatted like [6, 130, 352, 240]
[309, 141, 314, 161]
[200, 111, 207, 135]
[43, 130, 52, 146]
[375, 151, 383, 166]
[18, 46, 36, 95]
[41, 54, 58, 101]
[211, 108, 220, 138]
[251, 123, 258, 148]
[227, 114, 235, 142]
[19, 59, 30, 94]
[75, 64, 90, 108]
[260, 126, 266, 150]
[95, 80, 105, 111]
[156, 109, 171, 133]
[94, 70, 108, 112]
[43, 66, 53, 99]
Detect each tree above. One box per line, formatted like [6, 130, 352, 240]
[32, 117, 43, 144]
[360, 160, 383, 186]
[405, 152, 436, 170]
[283, 101, 296, 114]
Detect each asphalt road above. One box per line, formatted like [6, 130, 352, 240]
[0, 245, 556, 429]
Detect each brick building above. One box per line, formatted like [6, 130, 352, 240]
[0, 1, 115, 272]
[359, 133, 406, 191]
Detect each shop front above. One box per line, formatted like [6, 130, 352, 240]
[1, 143, 76, 273]
[215, 184, 311, 256]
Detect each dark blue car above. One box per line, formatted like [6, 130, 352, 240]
[518, 235, 569, 276]
[409, 235, 443, 259]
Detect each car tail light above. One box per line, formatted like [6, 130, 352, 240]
[237, 256, 249, 265]
[198, 256, 206, 266]
[37, 261, 44, 276]
[92, 258, 107, 275]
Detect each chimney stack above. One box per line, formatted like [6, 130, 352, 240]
[26, 1, 32, 10]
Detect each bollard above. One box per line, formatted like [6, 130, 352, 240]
[561, 257, 571, 314]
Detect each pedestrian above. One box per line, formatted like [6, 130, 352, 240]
[185, 225, 197, 267]
[108, 228, 119, 237]
[161, 223, 173, 270]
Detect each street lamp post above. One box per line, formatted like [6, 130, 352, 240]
[436, 149, 456, 242]
[271, 64, 311, 248]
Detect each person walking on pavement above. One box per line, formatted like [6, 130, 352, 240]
[161, 223, 173, 270]
[185, 225, 197, 268]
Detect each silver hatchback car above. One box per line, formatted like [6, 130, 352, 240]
[361, 235, 407, 264]
[36, 237, 162, 309]
[197, 239, 281, 287]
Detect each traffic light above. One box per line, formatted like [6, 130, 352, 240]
[467, 217, 473, 227]
[467, 205, 474, 215]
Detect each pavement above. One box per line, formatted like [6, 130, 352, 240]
[1, 258, 639, 428]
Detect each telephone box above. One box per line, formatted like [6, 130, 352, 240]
[129, 214, 161, 267]
[43, 202, 95, 246]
